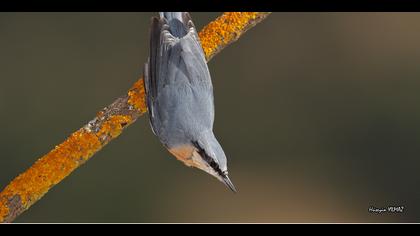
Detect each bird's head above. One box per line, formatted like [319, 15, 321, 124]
[168, 131, 236, 193]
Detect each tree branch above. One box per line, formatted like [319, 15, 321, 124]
[0, 12, 271, 223]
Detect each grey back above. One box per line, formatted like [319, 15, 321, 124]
[144, 12, 214, 148]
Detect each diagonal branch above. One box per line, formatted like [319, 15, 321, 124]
[0, 12, 271, 223]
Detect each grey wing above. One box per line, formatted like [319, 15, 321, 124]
[145, 13, 214, 141]
[144, 16, 177, 136]
[143, 59, 157, 135]
[162, 36, 215, 133]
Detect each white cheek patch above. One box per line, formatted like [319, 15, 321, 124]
[168, 146, 221, 181]
[191, 151, 221, 178]
[190, 151, 209, 170]
[168, 145, 209, 170]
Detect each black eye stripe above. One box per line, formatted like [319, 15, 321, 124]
[192, 141, 206, 159]
[192, 141, 223, 176]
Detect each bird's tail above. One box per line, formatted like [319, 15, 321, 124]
[158, 12, 192, 38]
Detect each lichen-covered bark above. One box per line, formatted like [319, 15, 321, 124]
[0, 12, 270, 223]
[199, 12, 271, 62]
[0, 81, 146, 223]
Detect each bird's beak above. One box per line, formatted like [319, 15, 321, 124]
[222, 174, 237, 193]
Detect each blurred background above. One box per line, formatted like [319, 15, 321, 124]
[0, 13, 420, 223]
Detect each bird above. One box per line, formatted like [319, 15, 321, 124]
[143, 12, 236, 192]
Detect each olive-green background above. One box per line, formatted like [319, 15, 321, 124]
[1, 13, 419, 223]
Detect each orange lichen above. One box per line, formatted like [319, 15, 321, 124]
[0, 129, 102, 221]
[128, 78, 147, 114]
[199, 12, 266, 61]
[96, 115, 133, 142]
[0, 115, 133, 222]
[0, 201, 8, 222]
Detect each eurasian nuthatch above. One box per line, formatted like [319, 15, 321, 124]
[144, 12, 236, 192]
